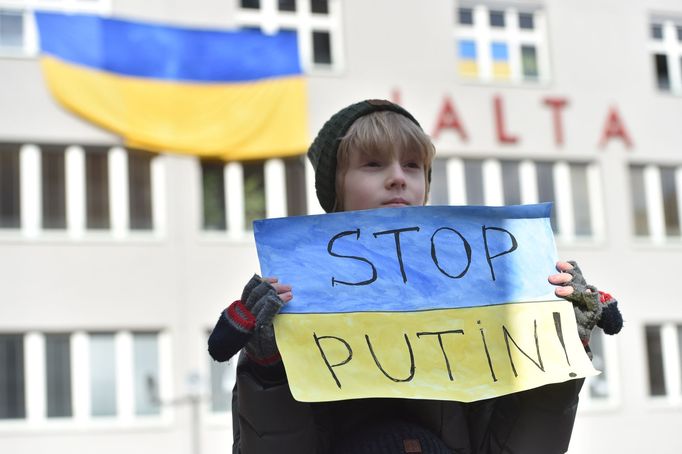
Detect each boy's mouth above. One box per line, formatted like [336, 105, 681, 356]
[382, 198, 410, 207]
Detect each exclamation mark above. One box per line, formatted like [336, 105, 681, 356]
[553, 312, 577, 378]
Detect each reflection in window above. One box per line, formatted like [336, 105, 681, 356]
[660, 167, 680, 236]
[202, 160, 227, 231]
[278, 0, 296, 12]
[429, 158, 449, 206]
[489, 10, 505, 27]
[240, 0, 260, 9]
[571, 163, 592, 236]
[45, 334, 72, 417]
[518, 12, 534, 29]
[0, 334, 25, 419]
[500, 160, 521, 206]
[654, 54, 670, 90]
[285, 157, 307, 216]
[651, 23, 663, 40]
[521, 45, 538, 80]
[536, 162, 557, 232]
[458, 7, 473, 25]
[42, 146, 67, 229]
[210, 357, 235, 412]
[588, 332, 609, 399]
[133, 333, 160, 416]
[630, 165, 649, 236]
[89, 333, 117, 416]
[0, 145, 20, 228]
[128, 150, 153, 230]
[85, 150, 110, 230]
[645, 325, 666, 396]
[463, 160, 484, 205]
[312, 30, 332, 64]
[0, 10, 23, 50]
[243, 161, 266, 229]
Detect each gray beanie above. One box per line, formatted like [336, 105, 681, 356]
[306, 99, 423, 213]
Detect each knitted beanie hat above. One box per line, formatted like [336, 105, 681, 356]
[306, 99, 423, 213]
[333, 421, 453, 454]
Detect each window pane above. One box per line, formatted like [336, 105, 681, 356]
[311, 0, 328, 14]
[458, 8, 473, 25]
[45, 334, 72, 418]
[588, 331, 609, 399]
[278, 0, 296, 12]
[489, 10, 505, 27]
[429, 158, 449, 206]
[210, 357, 235, 412]
[571, 163, 592, 236]
[240, 0, 260, 9]
[630, 165, 649, 236]
[89, 333, 117, 416]
[285, 157, 307, 216]
[645, 325, 666, 396]
[312, 30, 332, 64]
[463, 160, 484, 205]
[519, 12, 534, 29]
[521, 45, 538, 80]
[500, 160, 521, 205]
[651, 23, 663, 40]
[660, 167, 680, 236]
[202, 160, 227, 231]
[0, 334, 25, 419]
[536, 162, 557, 232]
[678, 325, 682, 390]
[458, 40, 478, 77]
[85, 150, 110, 230]
[0, 11, 23, 48]
[491, 42, 510, 80]
[654, 54, 670, 90]
[41, 146, 67, 229]
[243, 161, 265, 229]
[133, 333, 160, 416]
[0, 146, 21, 228]
[677, 26, 682, 41]
[128, 150, 153, 230]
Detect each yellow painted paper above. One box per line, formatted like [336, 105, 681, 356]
[275, 300, 597, 402]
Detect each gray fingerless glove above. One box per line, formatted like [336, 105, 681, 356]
[563, 261, 603, 346]
[241, 274, 284, 365]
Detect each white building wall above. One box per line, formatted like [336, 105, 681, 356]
[1, 0, 682, 453]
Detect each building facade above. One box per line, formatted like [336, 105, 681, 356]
[1, 0, 682, 453]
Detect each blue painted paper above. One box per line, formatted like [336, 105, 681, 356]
[253, 204, 558, 314]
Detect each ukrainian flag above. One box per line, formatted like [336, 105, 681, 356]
[35, 12, 308, 160]
[491, 42, 511, 80]
[457, 39, 478, 77]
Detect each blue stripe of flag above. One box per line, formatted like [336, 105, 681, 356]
[35, 11, 302, 82]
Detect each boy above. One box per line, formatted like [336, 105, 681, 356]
[209, 99, 623, 454]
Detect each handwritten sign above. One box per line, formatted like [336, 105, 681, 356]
[253, 204, 597, 402]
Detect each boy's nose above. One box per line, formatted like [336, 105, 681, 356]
[385, 162, 407, 188]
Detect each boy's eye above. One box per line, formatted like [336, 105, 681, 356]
[365, 161, 381, 167]
[405, 161, 422, 169]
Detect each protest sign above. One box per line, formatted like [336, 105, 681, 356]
[253, 204, 597, 402]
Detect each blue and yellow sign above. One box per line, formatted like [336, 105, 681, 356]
[254, 204, 597, 402]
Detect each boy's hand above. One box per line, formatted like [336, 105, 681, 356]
[240, 275, 292, 365]
[548, 261, 623, 351]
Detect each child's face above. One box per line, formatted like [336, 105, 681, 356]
[338, 148, 427, 211]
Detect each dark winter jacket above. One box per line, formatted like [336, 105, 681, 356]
[209, 305, 584, 454]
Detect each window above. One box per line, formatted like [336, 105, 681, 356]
[463, 159, 485, 205]
[85, 149, 110, 230]
[0, 10, 23, 51]
[89, 333, 116, 416]
[580, 330, 620, 408]
[0, 334, 25, 419]
[500, 160, 521, 205]
[312, 30, 332, 65]
[209, 356, 236, 413]
[455, 4, 549, 83]
[429, 158, 449, 206]
[128, 149, 153, 230]
[536, 161, 558, 232]
[645, 323, 682, 399]
[133, 332, 160, 416]
[285, 157, 307, 216]
[629, 163, 682, 240]
[236, 0, 341, 71]
[0, 145, 20, 228]
[243, 161, 266, 229]
[41, 146, 67, 229]
[570, 163, 593, 236]
[202, 160, 227, 231]
[45, 333, 72, 418]
[649, 17, 682, 93]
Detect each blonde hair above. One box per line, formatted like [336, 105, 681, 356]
[334, 111, 435, 211]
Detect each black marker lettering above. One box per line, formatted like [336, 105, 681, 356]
[372, 227, 420, 283]
[430, 227, 472, 279]
[313, 333, 353, 388]
[503, 320, 544, 378]
[327, 229, 377, 286]
[417, 330, 464, 381]
[365, 333, 416, 382]
[477, 320, 498, 382]
[482, 226, 518, 281]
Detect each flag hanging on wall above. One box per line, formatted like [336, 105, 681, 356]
[35, 11, 309, 160]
